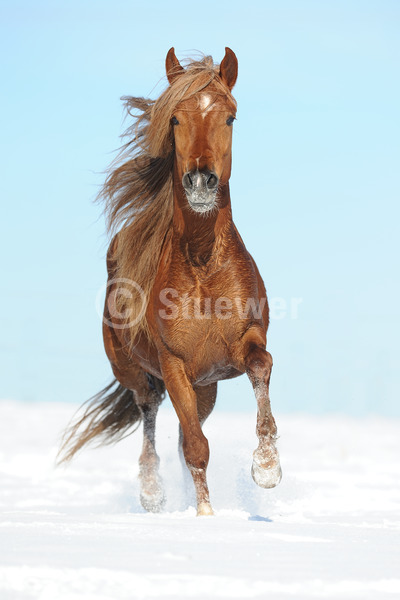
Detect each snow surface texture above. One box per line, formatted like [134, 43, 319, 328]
[0, 400, 399, 600]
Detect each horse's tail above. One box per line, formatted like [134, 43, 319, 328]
[57, 379, 142, 464]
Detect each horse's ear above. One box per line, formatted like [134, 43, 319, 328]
[219, 47, 238, 90]
[166, 47, 184, 84]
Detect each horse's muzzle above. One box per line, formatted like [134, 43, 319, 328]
[182, 169, 219, 213]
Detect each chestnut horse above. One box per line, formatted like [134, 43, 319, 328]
[59, 48, 282, 515]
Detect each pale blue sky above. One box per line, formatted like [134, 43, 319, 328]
[1, 0, 399, 414]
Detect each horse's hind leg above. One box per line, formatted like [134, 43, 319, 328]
[105, 335, 166, 512]
[136, 374, 165, 512]
[178, 383, 217, 503]
[244, 339, 282, 488]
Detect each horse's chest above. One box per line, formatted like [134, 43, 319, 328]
[151, 239, 264, 376]
[161, 309, 242, 379]
[155, 275, 252, 367]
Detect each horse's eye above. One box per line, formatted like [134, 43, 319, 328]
[171, 116, 179, 125]
[226, 116, 235, 126]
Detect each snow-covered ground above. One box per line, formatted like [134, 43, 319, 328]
[0, 400, 399, 600]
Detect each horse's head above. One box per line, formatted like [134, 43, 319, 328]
[166, 48, 238, 213]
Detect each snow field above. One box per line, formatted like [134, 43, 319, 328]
[0, 400, 399, 599]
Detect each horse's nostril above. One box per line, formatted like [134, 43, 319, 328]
[207, 173, 218, 190]
[182, 172, 193, 189]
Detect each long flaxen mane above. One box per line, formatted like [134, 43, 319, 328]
[100, 55, 237, 346]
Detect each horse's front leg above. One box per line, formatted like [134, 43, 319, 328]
[160, 353, 213, 516]
[178, 383, 217, 503]
[244, 341, 282, 488]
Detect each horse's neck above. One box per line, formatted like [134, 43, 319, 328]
[172, 182, 234, 267]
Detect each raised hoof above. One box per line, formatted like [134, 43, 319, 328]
[251, 447, 282, 489]
[196, 502, 214, 516]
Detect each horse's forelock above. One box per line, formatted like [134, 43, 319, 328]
[148, 57, 236, 158]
